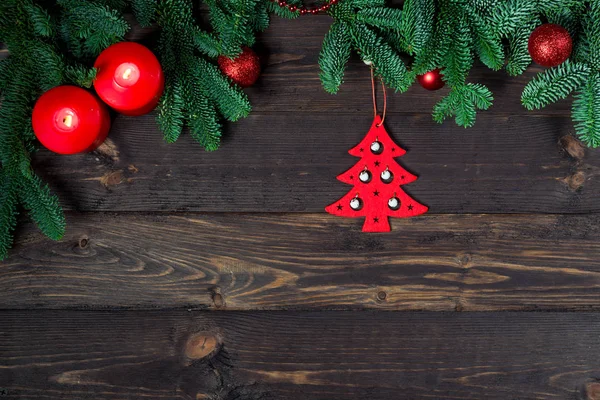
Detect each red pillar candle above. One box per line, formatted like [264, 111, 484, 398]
[32, 85, 111, 155]
[94, 42, 164, 116]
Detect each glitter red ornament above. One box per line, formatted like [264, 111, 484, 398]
[528, 23, 572, 67]
[32, 86, 111, 155]
[218, 47, 261, 88]
[417, 69, 445, 91]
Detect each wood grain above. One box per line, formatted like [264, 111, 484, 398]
[2, 310, 600, 400]
[33, 113, 600, 213]
[4, 212, 600, 311]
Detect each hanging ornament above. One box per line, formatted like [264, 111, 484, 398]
[32, 86, 111, 155]
[218, 47, 261, 88]
[94, 42, 164, 116]
[325, 68, 428, 232]
[528, 23, 572, 67]
[417, 69, 445, 91]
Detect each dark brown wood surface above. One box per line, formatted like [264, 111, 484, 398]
[3, 213, 600, 311]
[2, 311, 600, 400]
[3, 12, 600, 400]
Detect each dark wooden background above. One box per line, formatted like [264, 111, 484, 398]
[3, 14, 600, 400]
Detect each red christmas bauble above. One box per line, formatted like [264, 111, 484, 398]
[32, 86, 111, 155]
[528, 23, 572, 67]
[94, 42, 164, 116]
[417, 69, 445, 91]
[218, 47, 261, 88]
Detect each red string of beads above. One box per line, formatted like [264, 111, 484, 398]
[270, 0, 338, 15]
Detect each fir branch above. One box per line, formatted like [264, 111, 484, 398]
[196, 56, 251, 122]
[131, 0, 157, 27]
[157, 80, 185, 143]
[18, 173, 65, 241]
[399, 0, 434, 55]
[350, 24, 412, 92]
[505, 16, 538, 76]
[187, 97, 222, 151]
[0, 169, 18, 261]
[572, 72, 600, 148]
[319, 21, 351, 94]
[522, 60, 590, 110]
[23, 1, 53, 38]
[468, 7, 504, 71]
[357, 7, 403, 30]
[193, 28, 222, 58]
[491, 0, 537, 37]
[441, 12, 472, 88]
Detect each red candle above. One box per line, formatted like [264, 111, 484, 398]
[94, 42, 164, 116]
[32, 86, 111, 155]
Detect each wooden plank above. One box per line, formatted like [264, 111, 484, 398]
[33, 113, 599, 213]
[4, 212, 600, 311]
[1, 310, 600, 399]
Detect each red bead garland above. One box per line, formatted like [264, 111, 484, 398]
[270, 0, 338, 15]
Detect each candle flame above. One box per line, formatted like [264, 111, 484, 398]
[63, 115, 73, 128]
[123, 68, 133, 80]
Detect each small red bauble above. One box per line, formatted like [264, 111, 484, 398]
[218, 47, 261, 88]
[32, 86, 111, 155]
[94, 42, 164, 116]
[528, 23, 572, 67]
[417, 69, 445, 91]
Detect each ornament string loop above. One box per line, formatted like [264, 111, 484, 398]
[370, 66, 386, 127]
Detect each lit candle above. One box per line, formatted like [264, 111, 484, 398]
[94, 42, 164, 116]
[32, 85, 111, 155]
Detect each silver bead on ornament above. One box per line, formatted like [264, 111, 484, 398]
[381, 167, 393, 184]
[350, 196, 363, 210]
[359, 168, 372, 183]
[370, 140, 383, 154]
[388, 196, 400, 210]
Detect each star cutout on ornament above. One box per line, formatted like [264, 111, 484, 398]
[350, 175, 354, 180]
[373, 190, 380, 197]
[408, 204, 413, 211]
[391, 148, 396, 152]
[374, 161, 380, 167]
[401, 175, 405, 180]
[337, 204, 343, 210]
[359, 148, 364, 152]
[373, 217, 379, 223]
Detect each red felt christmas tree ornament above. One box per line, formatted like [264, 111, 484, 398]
[218, 46, 261, 88]
[528, 23, 572, 67]
[326, 69, 428, 232]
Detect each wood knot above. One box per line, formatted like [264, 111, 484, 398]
[184, 333, 220, 361]
[78, 236, 89, 249]
[586, 382, 600, 400]
[211, 288, 225, 309]
[560, 135, 585, 160]
[563, 171, 586, 191]
[376, 291, 387, 302]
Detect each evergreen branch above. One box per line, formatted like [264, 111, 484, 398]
[468, 7, 504, 71]
[131, 0, 157, 27]
[357, 7, 403, 30]
[572, 72, 600, 148]
[187, 97, 222, 151]
[193, 28, 222, 58]
[0, 169, 19, 260]
[196, 56, 251, 122]
[505, 16, 538, 76]
[490, 0, 537, 37]
[18, 173, 65, 241]
[319, 21, 351, 94]
[350, 24, 412, 92]
[441, 12, 472, 88]
[23, 0, 53, 37]
[157, 80, 185, 143]
[522, 60, 590, 110]
[399, 0, 434, 55]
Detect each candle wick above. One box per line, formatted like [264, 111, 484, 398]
[63, 115, 72, 128]
[123, 68, 132, 80]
